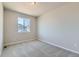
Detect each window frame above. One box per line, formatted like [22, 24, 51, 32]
[17, 16, 31, 33]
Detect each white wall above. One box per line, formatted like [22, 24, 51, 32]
[4, 9, 37, 46]
[38, 3, 79, 53]
[0, 3, 3, 56]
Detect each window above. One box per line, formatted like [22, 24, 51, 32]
[17, 17, 30, 32]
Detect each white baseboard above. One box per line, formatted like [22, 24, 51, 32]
[4, 39, 36, 46]
[39, 39, 79, 55]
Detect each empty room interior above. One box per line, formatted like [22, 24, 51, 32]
[0, 2, 79, 57]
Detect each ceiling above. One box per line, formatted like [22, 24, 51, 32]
[3, 2, 66, 17]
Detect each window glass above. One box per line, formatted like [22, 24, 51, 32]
[18, 17, 30, 32]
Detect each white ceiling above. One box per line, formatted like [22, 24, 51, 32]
[3, 2, 66, 17]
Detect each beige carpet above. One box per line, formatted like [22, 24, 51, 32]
[1, 40, 79, 57]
